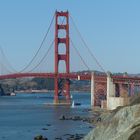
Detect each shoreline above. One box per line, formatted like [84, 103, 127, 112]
[34, 107, 97, 140]
[15, 90, 90, 94]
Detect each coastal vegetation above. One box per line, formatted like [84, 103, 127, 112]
[0, 77, 91, 95]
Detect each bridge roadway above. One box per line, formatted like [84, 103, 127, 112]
[0, 73, 92, 80]
[0, 73, 140, 84]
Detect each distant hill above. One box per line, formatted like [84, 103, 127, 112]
[1, 71, 140, 95]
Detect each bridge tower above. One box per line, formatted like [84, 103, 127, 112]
[54, 11, 71, 104]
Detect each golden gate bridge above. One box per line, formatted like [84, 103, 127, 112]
[0, 11, 140, 108]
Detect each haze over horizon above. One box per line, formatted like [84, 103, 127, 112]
[0, 0, 140, 74]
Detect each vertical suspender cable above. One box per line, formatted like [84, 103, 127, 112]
[19, 14, 55, 73]
[70, 14, 106, 73]
[70, 39, 90, 71]
[28, 40, 54, 72]
[0, 46, 17, 73]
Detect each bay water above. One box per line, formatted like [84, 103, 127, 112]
[0, 92, 93, 140]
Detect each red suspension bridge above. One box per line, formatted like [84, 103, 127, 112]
[0, 11, 140, 107]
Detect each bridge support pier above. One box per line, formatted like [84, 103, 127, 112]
[54, 77, 59, 104]
[107, 72, 116, 109]
[90, 72, 107, 108]
[107, 72, 130, 110]
[119, 83, 122, 96]
[91, 72, 95, 107]
[130, 83, 135, 96]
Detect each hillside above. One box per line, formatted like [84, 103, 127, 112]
[0, 77, 91, 94]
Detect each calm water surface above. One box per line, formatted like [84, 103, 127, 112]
[0, 92, 93, 140]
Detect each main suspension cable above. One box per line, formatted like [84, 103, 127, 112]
[70, 14, 106, 73]
[0, 46, 17, 73]
[19, 13, 55, 73]
[28, 14, 66, 73]
[28, 40, 54, 73]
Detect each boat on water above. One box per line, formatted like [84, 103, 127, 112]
[71, 94, 81, 108]
[10, 92, 16, 96]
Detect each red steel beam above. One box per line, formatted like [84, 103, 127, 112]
[0, 73, 140, 84]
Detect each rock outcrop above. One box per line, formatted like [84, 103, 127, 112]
[0, 84, 5, 96]
[84, 101, 140, 140]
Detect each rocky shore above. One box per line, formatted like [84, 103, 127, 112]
[83, 95, 140, 140]
[34, 133, 85, 140]
[33, 95, 140, 140]
[59, 113, 100, 124]
[33, 109, 99, 140]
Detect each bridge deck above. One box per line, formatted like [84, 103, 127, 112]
[0, 73, 140, 84]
